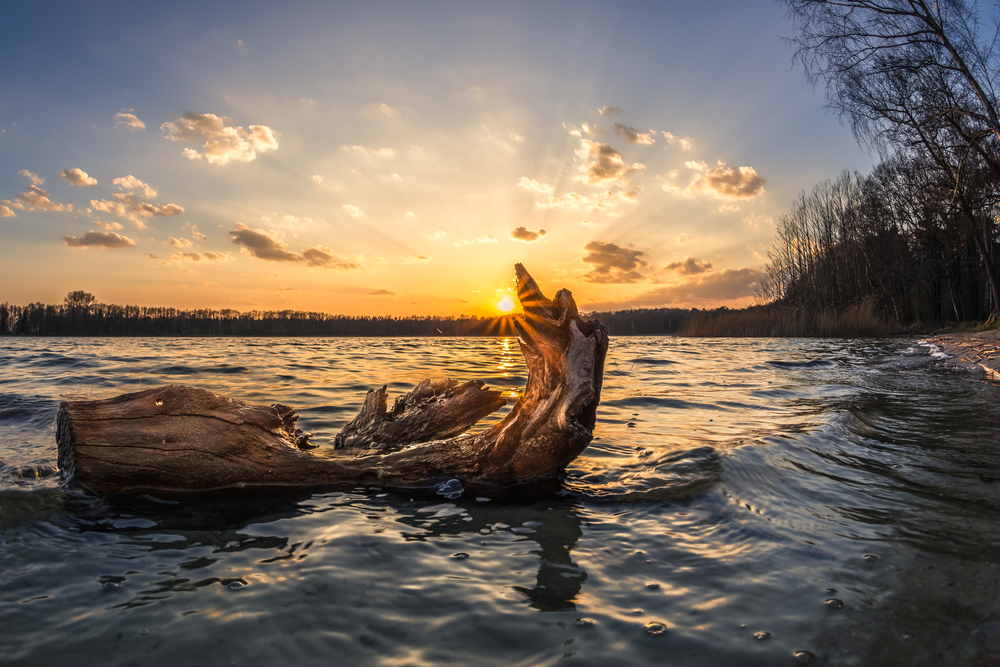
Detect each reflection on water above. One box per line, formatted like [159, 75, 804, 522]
[1, 336, 1000, 665]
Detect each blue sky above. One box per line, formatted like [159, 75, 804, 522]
[0, 1, 871, 315]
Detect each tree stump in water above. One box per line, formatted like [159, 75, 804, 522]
[56, 264, 609, 495]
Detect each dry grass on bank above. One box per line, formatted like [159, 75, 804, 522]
[682, 301, 901, 337]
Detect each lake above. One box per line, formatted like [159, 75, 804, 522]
[1, 335, 999, 666]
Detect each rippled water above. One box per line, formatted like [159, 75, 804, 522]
[2, 336, 999, 666]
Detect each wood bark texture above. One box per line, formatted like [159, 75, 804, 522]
[56, 264, 609, 495]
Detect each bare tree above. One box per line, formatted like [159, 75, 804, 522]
[779, 0, 1000, 318]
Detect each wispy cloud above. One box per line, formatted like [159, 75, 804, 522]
[343, 204, 363, 218]
[168, 237, 192, 247]
[114, 109, 145, 131]
[90, 193, 183, 228]
[660, 131, 693, 151]
[114, 175, 157, 198]
[63, 230, 136, 249]
[228, 223, 361, 270]
[665, 257, 712, 275]
[510, 226, 547, 242]
[604, 268, 766, 307]
[18, 170, 43, 186]
[165, 251, 232, 262]
[61, 168, 98, 187]
[517, 177, 554, 194]
[598, 105, 624, 117]
[161, 112, 278, 165]
[612, 123, 655, 145]
[8, 185, 73, 212]
[369, 288, 396, 296]
[301, 246, 362, 270]
[582, 241, 649, 283]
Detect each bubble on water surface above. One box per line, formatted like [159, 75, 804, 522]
[794, 650, 816, 664]
[451, 552, 470, 559]
[864, 554, 878, 562]
[825, 598, 844, 609]
[101, 582, 122, 593]
[754, 631, 772, 640]
[227, 581, 247, 591]
[645, 582, 660, 590]
[644, 622, 668, 637]
[436, 478, 463, 499]
[576, 618, 596, 627]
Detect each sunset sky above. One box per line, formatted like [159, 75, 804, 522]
[0, 1, 872, 317]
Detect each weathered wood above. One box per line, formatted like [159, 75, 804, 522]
[56, 264, 609, 495]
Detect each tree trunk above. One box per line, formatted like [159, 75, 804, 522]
[56, 264, 609, 496]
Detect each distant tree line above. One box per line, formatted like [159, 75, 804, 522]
[0, 293, 523, 337]
[0, 292, 712, 337]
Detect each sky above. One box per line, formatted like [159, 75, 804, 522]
[0, 1, 874, 317]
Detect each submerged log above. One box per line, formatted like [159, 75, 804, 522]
[57, 264, 609, 495]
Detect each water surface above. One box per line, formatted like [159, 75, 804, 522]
[1, 336, 998, 666]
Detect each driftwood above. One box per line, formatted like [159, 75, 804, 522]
[56, 264, 609, 495]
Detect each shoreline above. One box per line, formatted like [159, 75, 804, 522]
[922, 329, 1000, 380]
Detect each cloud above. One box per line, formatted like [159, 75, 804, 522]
[61, 168, 98, 187]
[161, 112, 278, 165]
[188, 224, 207, 242]
[665, 257, 713, 275]
[369, 289, 396, 296]
[534, 189, 638, 211]
[115, 110, 145, 131]
[612, 123, 655, 145]
[94, 219, 123, 231]
[667, 161, 765, 200]
[517, 177, 554, 194]
[10, 185, 73, 212]
[598, 106, 624, 117]
[166, 251, 232, 262]
[63, 230, 136, 249]
[661, 132, 693, 151]
[582, 241, 649, 283]
[576, 140, 643, 187]
[1, 205, 14, 217]
[18, 170, 43, 185]
[229, 222, 301, 262]
[510, 226, 547, 242]
[607, 268, 766, 307]
[301, 246, 362, 270]
[372, 103, 400, 119]
[227, 223, 360, 270]
[90, 193, 183, 228]
[114, 175, 157, 198]
[344, 145, 395, 158]
[168, 237, 192, 247]
[343, 204, 363, 218]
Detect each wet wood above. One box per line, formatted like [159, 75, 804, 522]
[56, 264, 609, 495]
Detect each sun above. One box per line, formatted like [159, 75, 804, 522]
[497, 297, 515, 313]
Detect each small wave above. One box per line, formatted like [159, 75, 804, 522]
[152, 364, 250, 375]
[565, 446, 721, 501]
[766, 359, 838, 370]
[602, 396, 718, 411]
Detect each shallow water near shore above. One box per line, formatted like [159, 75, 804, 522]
[1, 335, 999, 666]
